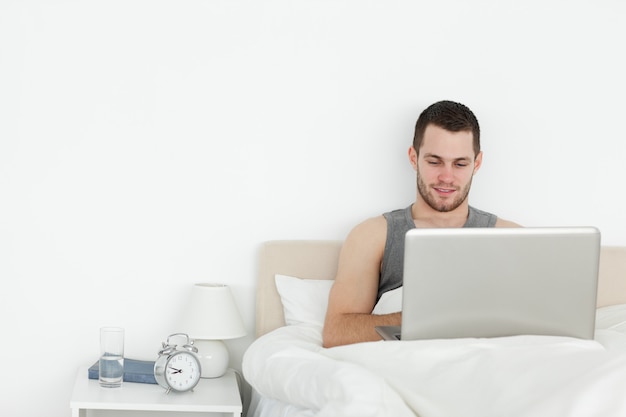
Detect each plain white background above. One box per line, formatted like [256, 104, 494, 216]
[1, 1, 625, 415]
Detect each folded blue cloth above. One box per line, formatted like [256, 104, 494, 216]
[88, 358, 157, 384]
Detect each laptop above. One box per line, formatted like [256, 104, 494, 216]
[376, 227, 601, 341]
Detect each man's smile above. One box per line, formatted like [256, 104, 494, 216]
[433, 186, 457, 195]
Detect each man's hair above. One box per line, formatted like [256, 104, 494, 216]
[413, 100, 481, 156]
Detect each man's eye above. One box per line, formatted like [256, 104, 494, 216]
[427, 160, 440, 165]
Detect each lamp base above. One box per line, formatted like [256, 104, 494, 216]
[194, 339, 229, 378]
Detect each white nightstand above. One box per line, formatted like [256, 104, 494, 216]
[70, 366, 242, 417]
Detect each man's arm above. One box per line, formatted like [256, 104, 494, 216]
[322, 216, 401, 348]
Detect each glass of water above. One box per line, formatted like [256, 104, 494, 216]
[99, 327, 124, 388]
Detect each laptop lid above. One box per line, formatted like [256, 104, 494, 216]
[393, 227, 600, 341]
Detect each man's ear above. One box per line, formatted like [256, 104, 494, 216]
[408, 146, 418, 171]
[473, 151, 483, 174]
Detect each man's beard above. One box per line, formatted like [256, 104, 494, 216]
[416, 171, 472, 213]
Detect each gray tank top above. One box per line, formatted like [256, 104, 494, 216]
[378, 205, 497, 302]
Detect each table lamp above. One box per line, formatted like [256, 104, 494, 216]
[180, 283, 246, 378]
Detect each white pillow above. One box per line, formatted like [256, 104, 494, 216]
[275, 274, 404, 327]
[372, 287, 402, 315]
[275, 274, 334, 326]
[596, 303, 626, 333]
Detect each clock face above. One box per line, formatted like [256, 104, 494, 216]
[165, 351, 201, 392]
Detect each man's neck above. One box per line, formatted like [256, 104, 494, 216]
[411, 200, 470, 228]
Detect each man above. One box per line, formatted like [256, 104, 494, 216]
[322, 100, 519, 348]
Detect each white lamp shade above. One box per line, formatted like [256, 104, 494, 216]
[181, 283, 247, 340]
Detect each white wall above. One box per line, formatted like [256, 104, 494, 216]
[1, 1, 625, 415]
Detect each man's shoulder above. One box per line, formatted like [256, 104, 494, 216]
[340, 215, 387, 257]
[350, 214, 387, 236]
[382, 205, 411, 218]
[495, 218, 522, 227]
[353, 207, 410, 236]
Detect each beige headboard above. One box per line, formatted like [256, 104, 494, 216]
[255, 241, 626, 337]
[256, 240, 342, 337]
[597, 247, 626, 308]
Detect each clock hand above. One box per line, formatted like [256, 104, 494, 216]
[168, 366, 183, 374]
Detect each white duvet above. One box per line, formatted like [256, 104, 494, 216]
[243, 304, 626, 417]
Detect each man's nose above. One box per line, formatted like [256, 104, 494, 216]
[437, 165, 454, 183]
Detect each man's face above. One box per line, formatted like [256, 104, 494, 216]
[412, 125, 482, 213]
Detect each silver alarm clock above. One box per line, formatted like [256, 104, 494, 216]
[153, 333, 202, 393]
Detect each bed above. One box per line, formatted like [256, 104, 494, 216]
[243, 241, 626, 417]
